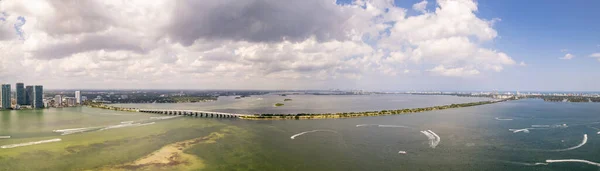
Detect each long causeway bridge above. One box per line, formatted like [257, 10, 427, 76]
[138, 109, 250, 118]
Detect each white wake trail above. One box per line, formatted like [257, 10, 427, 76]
[0, 136, 10, 139]
[427, 130, 441, 148]
[54, 127, 102, 135]
[290, 130, 338, 140]
[550, 134, 587, 152]
[1, 138, 62, 149]
[509, 128, 530, 133]
[99, 122, 156, 131]
[378, 125, 411, 128]
[420, 130, 438, 148]
[495, 117, 514, 121]
[356, 124, 410, 128]
[546, 159, 600, 167]
[498, 161, 548, 166]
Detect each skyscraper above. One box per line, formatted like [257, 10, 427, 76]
[25, 85, 33, 105]
[75, 91, 81, 104]
[54, 95, 62, 107]
[33, 85, 44, 109]
[1, 84, 11, 109]
[16, 83, 25, 105]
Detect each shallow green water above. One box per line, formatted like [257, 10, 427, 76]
[1, 97, 600, 171]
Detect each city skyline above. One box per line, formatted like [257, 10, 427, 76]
[0, 0, 599, 91]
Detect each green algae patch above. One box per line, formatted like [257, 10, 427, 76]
[0, 119, 226, 171]
[98, 126, 240, 171]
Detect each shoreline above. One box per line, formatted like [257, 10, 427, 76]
[86, 97, 516, 120]
[239, 97, 515, 120]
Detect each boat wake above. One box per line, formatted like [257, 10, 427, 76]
[0, 136, 10, 139]
[53, 127, 102, 135]
[509, 128, 530, 133]
[495, 117, 514, 121]
[420, 130, 440, 148]
[498, 160, 548, 166]
[99, 122, 156, 131]
[532, 124, 568, 128]
[587, 126, 600, 134]
[550, 134, 587, 152]
[546, 159, 600, 167]
[1, 138, 62, 149]
[290, 130, 338, 140]
[509, 124, 568, 134]
[356, 124, 411, 128]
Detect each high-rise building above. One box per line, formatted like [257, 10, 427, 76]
[54, 95, 62, 107]
[33, 85, 44, 109]
[16, 83, 25, 105]
[1, 84, 11, 109]
[65, 97, 76, 107]
[75, 91, 81, 104]
[25, 86, 33, 105]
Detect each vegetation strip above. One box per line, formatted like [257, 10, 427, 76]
[239, 98, 515, 120]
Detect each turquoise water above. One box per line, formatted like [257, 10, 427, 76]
[1, 96, 600, 170]
[217, 99, 600, 170]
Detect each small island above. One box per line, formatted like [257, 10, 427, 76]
[284, 99, 292, 101]
[274, 103, 285, 107]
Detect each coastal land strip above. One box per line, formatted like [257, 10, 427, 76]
[89, 97, 516, 120]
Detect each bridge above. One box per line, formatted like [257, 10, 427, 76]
[138, 109, 250, 118]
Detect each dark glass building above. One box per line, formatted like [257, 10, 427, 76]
[16, 83, 25, 105]
[33, 85, 44, 109]
[1, 84, 11, 109]
[25, 85, 33, 105]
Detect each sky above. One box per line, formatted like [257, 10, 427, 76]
[0, 0, 598, 91]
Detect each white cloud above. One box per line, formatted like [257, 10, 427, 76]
[590, 53, 600, 62]
[0, 0, 518, 89]
[519, 61, 527, 66]
[412, 0, 428, 13]
[560, 53, 575, 60]
[428, 65, 480, 77]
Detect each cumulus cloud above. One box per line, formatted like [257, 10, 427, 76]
[428, 65, 480, 77]
[0, 0, 518, 89]
[519, 61, 527, 66]
[412, 0, 428, 13]
[165, 0, 363, 46]
[560, 53, 575, 60]
[590, 53, 600, 61]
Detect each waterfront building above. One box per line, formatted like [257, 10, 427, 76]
[16, 83, 25, 105]
[65, 97, 76, 107]
[1, 84, 10, 109]
[33, 85, 44, 109]
[75, 91, 81, 104]
[25, 85, 33, 105]
[54, 95, 62, 107]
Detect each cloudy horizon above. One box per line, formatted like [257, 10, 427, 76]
[0, 0, 598, 91]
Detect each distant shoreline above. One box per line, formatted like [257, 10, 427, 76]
[87, 96, 517, 120]
[238, 97, 515, 120]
